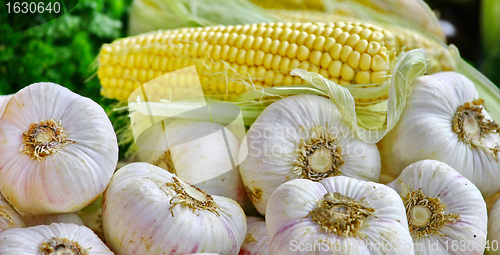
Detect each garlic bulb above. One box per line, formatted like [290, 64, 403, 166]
[102, 162, 246, 255]
[240, 94, 381, 214]
[487, 196, 500, 255]
[266, 176, 413, 254]
[21, 212, 84, 227]
[0, 223, 113, 254]
[239, 216, 269, 255]
[0, 82, 118, 214]
[379, 72, 500, 196]
[387, 160, 487, 255]
[134, 118, 252, 212]
[0, 192, 24, 232]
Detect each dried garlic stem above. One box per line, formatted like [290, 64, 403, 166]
[40, 237, 88, 255]
[403, 188, 459, 238]
[294, 125, 344, 181]
[166, 177, 220, 217]
[453, 99, 500, 157]
[309, 192, 374, 237]
[21, 119, 75, 161]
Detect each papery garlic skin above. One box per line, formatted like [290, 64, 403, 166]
[240, 95, 381, 215]
[0, 223, 113, 254]
[266, 176, 413, 255]
[0, 193, 24, 232]
[0, 82, 118, 214]
[379, 72, 500, 196]
[21, 212, 84, 227]
[102, 162, 246, 255]
[135, 118, 252, 212]
[486, 196, 500, 255]
[0, 95, 12, 119]
[387, 160, 487, 255]
[239, 216, 269, 255]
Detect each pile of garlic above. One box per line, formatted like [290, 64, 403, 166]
[0, 70, 498, 255]
[0, 81, 253, 254]
[234, 71, 498, 254]
[0, 82, 118, 253]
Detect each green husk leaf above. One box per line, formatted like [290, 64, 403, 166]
[291, 49, 427, 143]
[481, 0, 500, 56]
[128, 0, 273, 35]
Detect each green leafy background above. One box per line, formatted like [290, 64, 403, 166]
[0, 0, 132, 106]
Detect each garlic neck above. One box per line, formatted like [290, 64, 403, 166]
[310, 192, 374, 237]
[308, 148, 334, 174]
[22, 119, 75, 161]
[403, 188, 459, 238]
[294, 125, 344, 181]
[40, 237, 87, 255]
[166, 177, 220, 217]
[453, 99, 500, 145]
[409, 205, 431, 228]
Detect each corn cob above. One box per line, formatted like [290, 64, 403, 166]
[98, 21, 400, 102]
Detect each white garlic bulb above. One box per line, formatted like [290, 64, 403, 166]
[0, 82, 118, 214]
[102, 162, 247, 255]
[266, 176, 413, 254]
[486, 196, 500, 255]
[0, 223, 113, 254]
[134, 118, 252, 211]
[240, 94, 381, 214]
[387, 160, 487, 255]
[379, 72, 500, 196]
[239, 216, 269, 255]
[0, 192, 24, 232]
[21, 212, 84, 227]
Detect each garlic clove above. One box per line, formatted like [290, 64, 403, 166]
[379, 72, 500, 197]
[387, 160, 487, 255]
[0, 82, 118, 214]
[0, 223, 113, 254]
[239, 216, 269, 255]
[266, 176, 413, 254]
[0, 192, 25, 232]
[20, 212, 84, 227]
[240, 94, 381, 215]
[102, 162, 247, 255]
